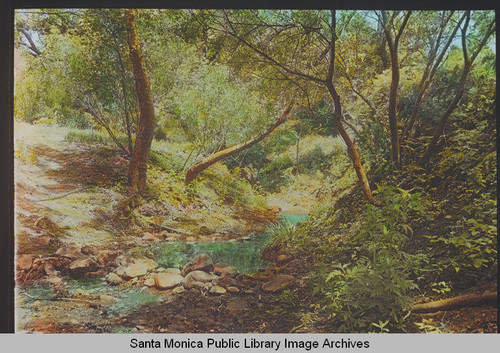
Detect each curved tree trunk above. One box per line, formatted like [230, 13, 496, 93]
[125, 9, 156, 194]
[185, 102, 294, 184]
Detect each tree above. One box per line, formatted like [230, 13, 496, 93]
[378, 10, 412, 168]
[125, 9, 156, 194]
[185, 101, 294, 183]
[215, 9, 378, 204]
[420, 11, 495, 165]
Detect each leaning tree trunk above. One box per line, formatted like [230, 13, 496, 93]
[327, 83, 378, 205]
[326, 10, 377, 205]
[185, 102, 294, 184]
[125, 9, 156, 194]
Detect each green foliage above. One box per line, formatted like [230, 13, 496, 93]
[318, 187, 427, 332]
[298, 145, 332, 173]
[257, 155, 294, 192]
[65, 129, 130, 147]
[265, 219, 295, 251]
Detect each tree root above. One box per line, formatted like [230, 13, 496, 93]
[412, 290, 497, 314]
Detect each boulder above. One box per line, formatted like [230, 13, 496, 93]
[81, 245, 98, 256]
[17, 254, 36, 271]
[134, 258, 157, 271]
[182, 270, 218, 289]
[69, 258, 99, 278]
[96, 250, 120, 266]
[43, 262, 59, 276]
[226, 286, 240, 293]
[182, 254, 213, 275]
[209, 285, 227, 295]
[164, 268, 181, 275]
[123, 263, 149, 279]
[47, 276, 63, 286]
[213, 263, 237, 277]
[262, 274, 295, 292]
[114, 267, 126, 277]
[105, 272, 122, 286]
[56, 244, 85, 260]
[144, 278, 155, 287]
[99, 295, 117, 306]
[155, 273, 183, 290]
[114, 255, 135, 267]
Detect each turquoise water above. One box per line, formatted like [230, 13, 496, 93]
[281, 214, 308, 224]
[149, 213, 308, 274]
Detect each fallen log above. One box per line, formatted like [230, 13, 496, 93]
[412, 290, 497, 314]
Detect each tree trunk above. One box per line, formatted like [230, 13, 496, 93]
[412, 290, 496, 313]
[382, 11, 411, 169]
[125, 9, 156, 194]
[327, 83, 378, 205]
[387, 42, 401, 168]
[185, 102, 294, 184]
[326, 10, 377, 205]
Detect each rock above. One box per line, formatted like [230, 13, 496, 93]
[73, 289, 90, 299]
[84, 269, 106, 278]
[81, 245, 98, 256]
[36, 236, 52, 246]
[155, 273, 183, 290]
[56, 244, 85, 260]
[123, 263, 149, 279]
[213, 263, 237, 277]
[164, 268, 181, 275]
[142, 232, 157, 241]
[114, 255, 135, 267]
[209, 285, 227, 295]
[193, 281, 210, 290]
[262, 274, 295, 292]
[17, 254, 36, 271]
[96, 250, 120, 266]
[172, 286, 185, 294]
[43, 262, 59, 276]
[277, 254, 292, 263]
[47, 276, 63, 286]
[133, 258, 157, 271]
[144, 278, 155, 287]
[106, 272, 122, 286]
[144, 250, 155, 259]
[226, 286, 240, 293]
[182, 270, 218, 289]
[69, 258, 99, 278]
[182, 254, 213, 275]
[114, 267, 126, 277]
[99, 295, 116, 306]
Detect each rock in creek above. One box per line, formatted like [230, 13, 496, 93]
[106, 272, 122, 286]
[182, 254, 213, 275]
[99, 295, 117, 306]
[122, 263, 149, 279]
[155, 273, 183, 290]
[262, 274, 295, 292]
[69, 258, 99, 278]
